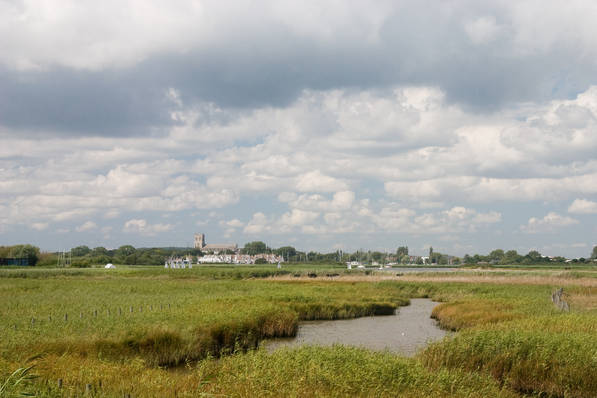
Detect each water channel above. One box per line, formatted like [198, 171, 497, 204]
[264, 299, 448, 356]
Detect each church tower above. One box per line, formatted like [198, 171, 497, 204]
[194, 233, 206, 249]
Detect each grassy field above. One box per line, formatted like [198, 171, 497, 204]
[0, 264, 596, 397]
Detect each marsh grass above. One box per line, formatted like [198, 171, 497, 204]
[0, 277, 407, 368]
[1, 266, 597, 396]
[23, 346, 518, 398]
[421, 328, 597, 397]
[420, 283, 597, 397]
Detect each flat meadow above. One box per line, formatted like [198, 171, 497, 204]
[0, 265, 596, 397]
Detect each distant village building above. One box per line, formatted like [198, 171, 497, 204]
[194, 233, 238, 253]
[197, 253, 283, 264]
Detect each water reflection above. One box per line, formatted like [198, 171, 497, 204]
[264, 299, 447, 356]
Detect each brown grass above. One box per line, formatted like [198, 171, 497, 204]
[568, 286, 597, 310]
[431, 301, 519, 330]
[272, 272, 597, 287]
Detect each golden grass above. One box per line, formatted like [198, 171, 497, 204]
[431, 300, 520, 330]
[29, 347, 518, 398]
[567, 286, 597, 311]
[272, 272, 597, 287]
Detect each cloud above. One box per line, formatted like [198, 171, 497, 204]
[75, 221, 97, 232]
[3, 2, 597, 137]
[123, 219, 173, 236]
[243, 212, 272, 235]
[521, 212, 579, 234]
[371, 206, 501, 234]
[220, 219, 244, 228]
[568, 199, 597, 214]
[295, 171, 348, 193]
[31, 222, 49, 231]
[465, 16, 503, 45]
[280, 209, 320, 227]
[1, 10, 597, 259]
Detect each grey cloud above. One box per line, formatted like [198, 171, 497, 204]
[0, 66, 176, 136]
[2, 1, 597, 136]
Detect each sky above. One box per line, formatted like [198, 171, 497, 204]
[1, 0, 597, 257]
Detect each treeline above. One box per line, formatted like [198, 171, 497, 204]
[240, 241, 340, 263]
[241, 242, 453, 264]
[64, 245, 204, 267]
[463, 247, 597, 265]
[0, 245, 41, 266]
[4, 242, 596, 267]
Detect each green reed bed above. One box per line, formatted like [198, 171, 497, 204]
[419, 283, 597, 397]
[195, 345, 517, 398]
[0, 276, 405, 367]
[2, 346, 517, 398]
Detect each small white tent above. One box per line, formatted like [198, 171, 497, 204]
[104, 263, 115, 269]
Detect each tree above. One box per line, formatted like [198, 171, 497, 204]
[522, 250, 544, 264]
[71, 245, 91, 257]
[275, 246, 297, 259]
[429, 246, 433, 259]
[396, 246, 408, 257]
[488, 249, 505, 262]
[9, 244, 40, 266]
[501, 250, 521, 265]
[371, 251, 384, 262]
[242, 241, 267, 255]
[91, 247, 108, 256]
[116, 245, 136, 258]
[591, 245, 597, 259]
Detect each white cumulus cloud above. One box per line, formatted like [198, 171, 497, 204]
[521, 212, 579, 234]
[123, 219, 173, 236]
[568, 199, 597, 214]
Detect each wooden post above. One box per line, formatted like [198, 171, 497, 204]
[94, 309, 98, 317]
[58, 379, 63, 389]
[130, 306, 133, 313]
[64, 313, 68, 322]
[119, 307, 122, 315]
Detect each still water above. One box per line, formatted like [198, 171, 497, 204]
[264, 299, 447, 356]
